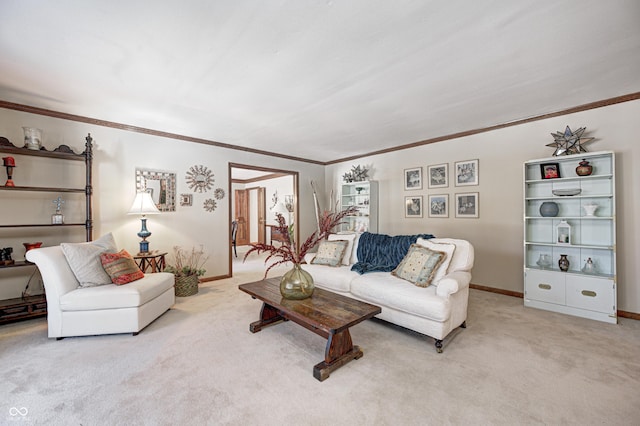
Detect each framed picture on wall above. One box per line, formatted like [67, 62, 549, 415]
[428, 194, 449, 218]
[405, 196, 423, 217]
[427, 163, 448, 188]
[454, 159, 479, 186]
[404, 167, 422, 190]
[455, 192, 479, 218]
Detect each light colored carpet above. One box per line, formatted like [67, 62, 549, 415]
[1, 249, 639, 425]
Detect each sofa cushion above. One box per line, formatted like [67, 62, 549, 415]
[311, 240, 349, 267]
[59, 272, 174, 311]
[100, 249, 145, 285]
[416, 238, 455, 284]
[61, 233, 118, 288]
[392, 244, 445, 287]
[328, 233, 357, 265]
[350, 272, 450, 322]
[429, 238, 474, 273]
[350, 232, 362, 264]
[302, 263, 355, 293]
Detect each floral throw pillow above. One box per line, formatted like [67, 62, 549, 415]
[392, 244, 445, 287]
[100, 249, 144, 285]
[311, 240, 349, 267]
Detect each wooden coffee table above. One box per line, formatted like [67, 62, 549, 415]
[239, 277, 381, 381]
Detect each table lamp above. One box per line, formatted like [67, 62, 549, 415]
[128, 191, 160, 254]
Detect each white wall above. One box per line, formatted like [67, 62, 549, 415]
[2, 100, 638, 314]
[326, 100, 640, 314]
[0, 109, 324, 298]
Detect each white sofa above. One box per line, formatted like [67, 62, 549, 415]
[26, 246, 175, 339]
[304, 235, 474, 352]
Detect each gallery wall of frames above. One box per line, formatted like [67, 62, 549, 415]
[403, 159, 479, 219]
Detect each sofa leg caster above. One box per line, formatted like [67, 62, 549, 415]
[434, 339, 443, 353]
[460, 321, 467, 328]
[56, 337, 64, 341]
[132, 332, 139, 336]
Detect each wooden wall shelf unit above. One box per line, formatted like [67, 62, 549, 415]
[0, 134, 94, 324]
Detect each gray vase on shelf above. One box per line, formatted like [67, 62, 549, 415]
[539, 201, 559, 217]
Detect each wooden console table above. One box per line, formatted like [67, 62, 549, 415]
[134, 251, 167, 273]
[239, 278, 381, 381]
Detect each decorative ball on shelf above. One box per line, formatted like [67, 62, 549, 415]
[539, 201, 559, 217]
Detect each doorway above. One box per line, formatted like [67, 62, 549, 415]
[229, 163, 298, 276]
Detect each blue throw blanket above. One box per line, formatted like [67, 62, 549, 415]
[351, 232, 435, 274]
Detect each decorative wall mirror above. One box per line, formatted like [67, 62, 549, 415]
[135, 168, 176, 212]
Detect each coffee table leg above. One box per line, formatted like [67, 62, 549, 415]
[313, 329, 363, 381]
[249, 303, 284, 333]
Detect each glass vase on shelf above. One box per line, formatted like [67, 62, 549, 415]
[536, 254, 552, 269]
[582, 258, 597, 274]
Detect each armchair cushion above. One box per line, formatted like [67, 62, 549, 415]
[59, 272, 174, 311]
[60, 233, 118, 288]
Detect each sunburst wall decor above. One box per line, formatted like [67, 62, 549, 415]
[186, 165, 214, 193]
[203, 198, 217, 212]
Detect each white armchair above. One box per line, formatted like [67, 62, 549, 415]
[26, 245, 175, 339]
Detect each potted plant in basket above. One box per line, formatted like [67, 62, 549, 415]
[166, 245, 209, 297]
[244, 205, 358, 300]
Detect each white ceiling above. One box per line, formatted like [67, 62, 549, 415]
[1, 1, 639, 163]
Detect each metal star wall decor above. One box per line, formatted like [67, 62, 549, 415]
[546, 126, 595, 156]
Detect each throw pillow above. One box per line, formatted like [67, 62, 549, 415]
[100, 249, 145, 285]
[328, 233, 357, 265]
[61, 233, 118, 288]
[392, 244, 446, 287]
[311, 240, 349, 267]
[416, 238, 456, 284]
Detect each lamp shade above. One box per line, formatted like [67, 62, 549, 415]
[128, 192, 160, 215]
[272, 201, 289, 216]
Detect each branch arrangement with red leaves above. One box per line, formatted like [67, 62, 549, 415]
[243, 205, 359, 278]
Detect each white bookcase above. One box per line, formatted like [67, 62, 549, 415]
[340, 181, 378, 233]
[523, 151, 616, 323]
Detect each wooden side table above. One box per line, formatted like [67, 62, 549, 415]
[134, 251, 167, 273]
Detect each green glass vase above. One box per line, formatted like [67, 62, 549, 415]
[280, 264, 314, 300]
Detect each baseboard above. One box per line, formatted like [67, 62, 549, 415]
[618, 310, 640, 320]
[201, 274, 231, 282]
[469, 283, 523, 298]
[470, 283, 639, 320]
